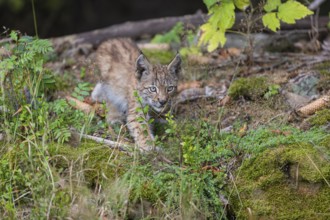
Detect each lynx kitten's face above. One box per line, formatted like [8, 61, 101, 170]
[136, 54, 181, 114]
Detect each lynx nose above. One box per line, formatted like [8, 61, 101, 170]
[159, 100, 167, 106]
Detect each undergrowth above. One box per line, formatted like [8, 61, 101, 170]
[0, 32, 329, 219]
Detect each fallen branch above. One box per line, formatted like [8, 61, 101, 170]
[175, 84, 227, 106]
[52, 12, 206, 50]
[287, 55, 330, 72]
[51, 12, 329, 50]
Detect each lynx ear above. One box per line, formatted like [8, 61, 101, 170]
[136, 54, 150, 80]
[167, 53, 181, 76]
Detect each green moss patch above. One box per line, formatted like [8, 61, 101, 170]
[315, 61, 330, 92]
[140, 49, 176, 65]
[315, 61, 330, 76]
[48, 140, 130, 186]
[228, 77, 268, 100]
[308, 109, 330, 127]
[230, 143, 330, 219]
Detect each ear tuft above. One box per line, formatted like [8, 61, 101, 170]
[135, 54, 150, 80]
[167, 53, 181, 76]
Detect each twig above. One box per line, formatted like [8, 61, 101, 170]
[250, 58, 288, 74]
[80, 133, 174, 164]
[0, 38, 11, 45]
[175, 85, 227, 106]
[309, 0, 326, 10]
[287, 56, 330, 72]
[79, 133, 133, 153]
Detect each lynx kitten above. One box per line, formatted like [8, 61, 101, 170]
[92, 38, 181, 151]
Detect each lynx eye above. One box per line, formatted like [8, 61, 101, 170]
[167, 86, 175, 92]
[149, 86, 157, 93]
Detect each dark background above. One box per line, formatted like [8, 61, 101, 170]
[0, 0, 206, 38]
[1, 0, 330, 38]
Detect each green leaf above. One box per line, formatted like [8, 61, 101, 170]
[219, 2, 235, 29]
[74, 87, 81, 93]
[199, 23, 215, 45]
[234, 0, 250, 11]
[264, 0, 281, 12]
[151, 22, 183, 44]
[10, 31, 18, 41]
[207, 30, 226, 52]
[143, 105, 149, 113]
[203, 0, 218, 9]
[79, 91, 90, 96]
[209, 1, 235, 30]
[199, 0, 235, 51]
[278, 1, 313, 24]
[262, 12, 280, 32]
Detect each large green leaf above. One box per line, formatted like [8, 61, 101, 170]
[264, 0, 281, 12]
[199, 23, 216, 45]
[262, 12, 280, 32]
[278, 1, 313, 24]
[207, 30, 226, 52]
[218, 0, 236, 29]
[199, 0, 235, 51]
[207, 1, 235, 29]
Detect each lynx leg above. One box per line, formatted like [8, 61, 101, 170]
[106, 102, 126, 124]
[126, 105, 154, 151]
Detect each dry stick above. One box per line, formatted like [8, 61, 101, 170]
[79, 133, 174, 164]
[251, 58, 288, 74]
[309, 0, 327, 10]
[287, 56, 330, 72]
[80, 133, 133, 153]
[175, 85, 227, 106]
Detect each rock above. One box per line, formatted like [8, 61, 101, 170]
[288, 72, 320, 98]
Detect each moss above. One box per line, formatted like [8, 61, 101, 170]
[228, 77, 268, 100]
[48, 140, 130, 187]
[129, 180, 160, 204]
[230, 142, 330, 219]
[308, 109, 330, 127]
[315, 61, 330, 92]
[317, 77, 330, 92]
[315, 61, 330, 76]
[140, 49, 176, 65]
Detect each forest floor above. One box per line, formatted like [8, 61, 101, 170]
[1, 29, 330, 219]
[45, 34, 330, 219]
